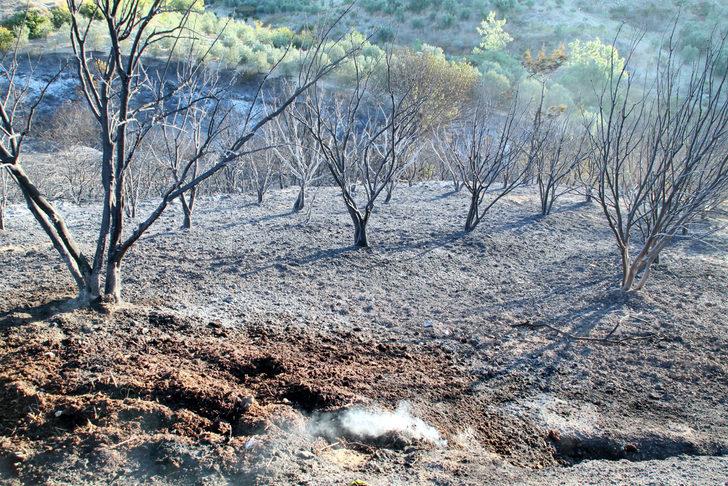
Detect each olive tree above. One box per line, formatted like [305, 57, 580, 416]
[526, 87, 588, 216]
[298, 53, 424, 247]
[271, 103, 323, 212]
[433, 97, 530, 232]
[244, 122, 279, 205]
[591, 33, 728, 292]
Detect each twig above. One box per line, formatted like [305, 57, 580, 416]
[316, 441, 340, 452]
[107, 436, 139, 450]
[511, 321, 659, 344]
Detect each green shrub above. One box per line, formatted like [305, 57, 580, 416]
[376, 26, 395, 42]
[481, 68, 511, 100]
[28, 8, 54, 38]
[472, 48, 524, 82]
[493, 0, 516, 13]
[439, 13, 455, 28]
[0, 12, 26, 31]
[79, 1, 103, 20]
[0, 26, 15, 52]
[2, 8, 54, 40]
[50, 5, 72, 29]
[407, 0, 430, 13]
[269, 26, 295, 48]
[362, 0, 386, 14]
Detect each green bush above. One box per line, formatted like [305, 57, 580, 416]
[1, 8, 54, 40]
[27, 8, 54, 38]
[375, 26, 395, 42]
[472, 48, 524, 82]
[50, 5, 72, 29]
[269, 27, 295, 48]
[0, 26, 15, 52]
[79, 1, 104, 20]
[362, 0, 386, 14]
[492, 0, 516, 13]
[480, 68, 511, 100]
[407, 0, 430, 12]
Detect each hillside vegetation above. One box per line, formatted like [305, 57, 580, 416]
[3, 0, 727, 109]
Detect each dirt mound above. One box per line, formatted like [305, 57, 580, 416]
[0, 300, 560, 482]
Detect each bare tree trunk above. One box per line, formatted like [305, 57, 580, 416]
[347, 206, 369, 247]
[0, 207, 5, 231]
[180, 195, 192, 229]
[293, 184, 305, 212]
[179, 186, 196, 229]
[104, 258, 122, 304]
[353, 218, 368, 247]
[464, 191, 480, 232]
[182, 210, 192, 230]
[620, 255, 634, 292]
[384, 180, 394, 204]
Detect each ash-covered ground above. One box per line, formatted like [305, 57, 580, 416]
[0, 183, 727, 485]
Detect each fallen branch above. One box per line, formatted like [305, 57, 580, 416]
[511, 321, 660, 344]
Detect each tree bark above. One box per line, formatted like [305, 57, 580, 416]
[347, 206, 369, 247]
[353, 218, 368, 247]
[0, 207, 4, 231]
[464, 191, 480, 232]
[182, 209, 192, 229]
[293, 185, 305, 212]
[180, 188, 196, 229]
[104, 257, 122, 304]
[384, 184, 393, 204]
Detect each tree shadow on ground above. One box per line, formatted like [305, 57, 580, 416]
[468, 282, 648, 395]
[552, 200, 592, 214]
[381, 228, 468, 260]
[493, 213, 543, 233]
[245, 210, 296, 226]
[430, 189, 461, 201]
[210, 244, 358, 278]
[0, 296, 77, 330]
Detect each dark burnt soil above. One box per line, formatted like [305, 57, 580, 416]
[1, 185, 727, 484]
[0, 296, 558, 484]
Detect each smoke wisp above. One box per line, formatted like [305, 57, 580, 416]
[308, 401, 447, 447]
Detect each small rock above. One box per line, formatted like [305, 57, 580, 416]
[237, 395, 257, 411]
[296, 450, 315, 460]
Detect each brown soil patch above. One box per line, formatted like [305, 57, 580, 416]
[0, 296, 558, 483]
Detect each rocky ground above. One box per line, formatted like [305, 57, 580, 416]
[0, 183, 727, 485]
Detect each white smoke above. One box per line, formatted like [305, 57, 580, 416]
[309, 401, 447, 448]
